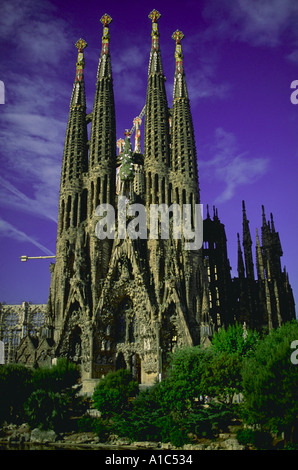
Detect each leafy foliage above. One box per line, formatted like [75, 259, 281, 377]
[241, 320, 298, 442]
[202, 352, 242, 404]
[0, 364, 33, 424]
[0, 359, 81, 430]
[236, 428, 273, 449]
[31, 358, 80, 393]
[77, 415, 110, 442]
[23, 359, 82, 431]
[163, 346, 213, 411]
[119, 137, 135, 182]
[24, 389, 71, 431]
[92, 369, 139, 417]
[1, 322, 297, 446]
[211, 323, 260, 358]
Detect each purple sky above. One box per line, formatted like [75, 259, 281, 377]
[0, 0, 298, 311]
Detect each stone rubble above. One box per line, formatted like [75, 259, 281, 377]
[0, 423, 246, 450]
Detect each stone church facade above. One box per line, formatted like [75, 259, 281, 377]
[11, 11, 295, 384]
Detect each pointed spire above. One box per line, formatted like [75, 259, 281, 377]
[265, 277, 273, 330]
[100, 13, 112, 54]
[95, 14, 113, 82]
[262, 204, 267, 226]
[170, 27, 199, 204]
[148, 10, 163, 75]
[144, 9, 170, 204]
[60, 39, 88, 189]
[74, 39, 87, 84]
[89, 13, 116, 198]
[242, 201, 254, 280]
[172, 30, 188, 99]
[237, 233, 245, 278]
[256, 228, 265, 280]
[270, 212, 275, 232]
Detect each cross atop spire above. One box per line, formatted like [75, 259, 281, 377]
[148, 9, 161, 23]
[100, 13, 112, 55]
[172, 30, 184, 74]
[75, 38, 88, 53]
[75, 39, 87, 83]
[148, 9, 161, 50]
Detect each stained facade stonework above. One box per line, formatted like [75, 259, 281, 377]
[0, 303, 47, 365]
[8, 11, 295, 384]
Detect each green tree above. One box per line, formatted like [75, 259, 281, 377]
[202, 352, 242, 404]
[24, 389, 71, 431]
[119, 136, 135, 183]
[211, 323, 260, 359]
[0, 364, 33, 424]
[92, 369, 139, 418]
[31, 357, 80, 393]
[241, 320, 298, 443]
[23, 358, 82, 431]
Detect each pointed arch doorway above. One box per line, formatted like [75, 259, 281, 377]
[130, 353, 141, 384]
[115, 352, 126, 371]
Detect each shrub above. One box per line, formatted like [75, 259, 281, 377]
[0, 364, 33, 424]
[24, 388, 72, 431]
[201, 352, 242, 404]
[241, 320, 298, 443]
[92, 369, 139, 417]
[236, 428, 273, 449]
[77, 415, 110, 442]
[31, 358, 80, 393]
[21, 359, 82, 432]
[211, 323, 260, 359]
[163, 346, 213, 414]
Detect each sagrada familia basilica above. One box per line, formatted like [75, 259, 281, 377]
[0, 11, 295, 388]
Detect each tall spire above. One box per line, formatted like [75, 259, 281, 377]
[147, 9, 163, 75]
[172, 30, 188, 99]
[242, 201, 254, 280]
[261, 206, 283, 280]
[256, 228, 265, 280]
[144, 10, 170, 205]
[237, 233, 245, 278]
[60, 39, 88, 190]
[88, 14, 116, 205]
[170, 29, 200, 207]
[89, 14, 116, 170]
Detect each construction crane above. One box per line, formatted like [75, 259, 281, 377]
[129, 105, 146, 135]
[20, 255, 56, 262]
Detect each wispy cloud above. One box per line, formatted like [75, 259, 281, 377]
[0, 217, 54, 256]
[199, 128, 269, 203]
[0, 175, 59, 223]
[0, 0, 72, 65]
[203, 0, 298, 49]
[113, 44, 147, 106]
[0, 0, 72, 230]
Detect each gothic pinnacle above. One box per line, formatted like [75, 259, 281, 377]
[100, 13, 112, 55]
[75, 39, 87, 83]
[172, 30, 184, 74]
[172, 29, 189, 100]
[149, 9, 161, 49]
